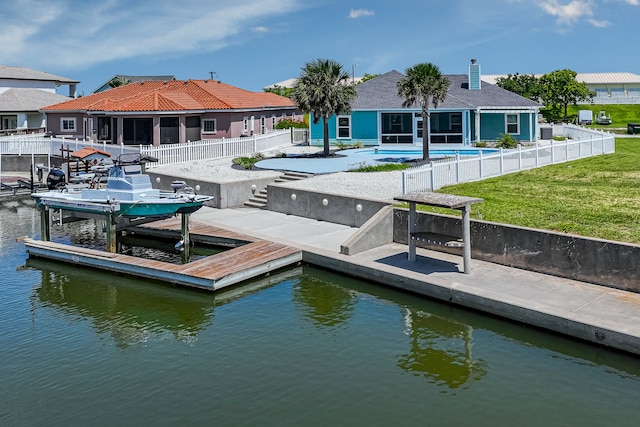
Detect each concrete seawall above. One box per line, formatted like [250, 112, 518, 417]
[392, 209, 640, 292]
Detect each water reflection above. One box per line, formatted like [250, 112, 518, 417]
[293, 275, 355, 328]
[398, 308, 487, 389]
[28, 257, 302, 348]
[293, 268, 487, 389]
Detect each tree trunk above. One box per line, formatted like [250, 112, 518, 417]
[322, 117, 330, 157]
[422, 109, 430, 162]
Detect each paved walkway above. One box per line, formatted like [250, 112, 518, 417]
[192, 206, 640, 355]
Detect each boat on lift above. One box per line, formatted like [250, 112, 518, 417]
[32, 153, 213, 217]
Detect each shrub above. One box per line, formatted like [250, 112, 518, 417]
[495, 133, 519, 149]
[475, 141, 488, 148]
[275, 118, 308, 129]
[232, 153, 264, 169]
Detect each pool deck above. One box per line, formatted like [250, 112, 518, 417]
[190, 206, 640, 356]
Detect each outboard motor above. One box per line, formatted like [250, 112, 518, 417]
[46, 168, 66, 190]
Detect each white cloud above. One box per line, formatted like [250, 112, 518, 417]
[349, 8, 375, 19]
[536, 0, 638, 27]
[0, 0, 302, 71]
[587, 18, 610, 27]
[537, 0, 594, 26]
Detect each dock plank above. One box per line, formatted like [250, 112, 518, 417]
[22, 218, 302, 291]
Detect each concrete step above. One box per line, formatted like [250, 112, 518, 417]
[283, 171, 314, 179]
[243, 200, 267, 208]
[243, 172, 312, 207]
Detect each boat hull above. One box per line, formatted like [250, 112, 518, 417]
[33, 193, 213, 217]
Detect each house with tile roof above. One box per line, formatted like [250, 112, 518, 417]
[0, 65, 78, 135]
[310, 61, 543, 147]
[42, 79, 302, 145]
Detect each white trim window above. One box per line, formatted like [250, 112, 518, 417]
[271, 114, 277, 130]
[202, 118, 217, 133]
[260, 115, 266, 134]
[336, 115, 351, 139]
[243, 117, 248, 133]
[60, 117, 76, 132]
[506, 114, 519, 134]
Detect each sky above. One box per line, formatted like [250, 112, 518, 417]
[1, 0, 638, 96]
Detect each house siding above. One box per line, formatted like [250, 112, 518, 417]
[480, 112, 536, 142]
[310, 111, 380, 146]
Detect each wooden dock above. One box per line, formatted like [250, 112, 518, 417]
[22, 218, 302, 291]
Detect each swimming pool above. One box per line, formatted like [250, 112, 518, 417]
[255, 146, 499, 174]
[353, 148, 499, 157]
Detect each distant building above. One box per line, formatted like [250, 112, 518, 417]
[482, 72, 640, 105]
[263, 76, 364, 94]
[42, 79, 302, 145]
[92, 75, 176, 93]
[0, 65, 77, 135]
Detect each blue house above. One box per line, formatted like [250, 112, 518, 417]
[309, 61, 543, 148]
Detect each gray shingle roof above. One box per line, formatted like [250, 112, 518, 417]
[0, 65, 78, 83]
[352, 70, 542, 110]
[0, 88, 73, 112]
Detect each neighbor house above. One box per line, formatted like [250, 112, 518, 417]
[309, 61, 543, 148]
[0, 65, 78, 135]
[92, 74, 176, 93]
[41, 79, 302, 145]
[483, 72, 640, 105]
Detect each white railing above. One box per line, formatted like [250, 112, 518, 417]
[0, 136, 53, 155]
[402, 125, 616, 194]
[140, 129, 295, 168]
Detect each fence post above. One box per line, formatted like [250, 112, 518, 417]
[402, 170, 407, 194]
[535, 141, 539, 167]
[565, 138, 569, 161]
[455, 154, 461, 183]
[518, 144, 522, 170]
[479, 150, 484, 180]
[499, 148, 504, 176]
[429, 161, 435, 191]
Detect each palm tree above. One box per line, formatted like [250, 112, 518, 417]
[397, 63, 450, 161]
[290, 59, 357, 157]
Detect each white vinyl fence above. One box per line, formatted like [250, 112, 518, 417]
[140, 129, 296, 168]
[402, 124, 616, 194]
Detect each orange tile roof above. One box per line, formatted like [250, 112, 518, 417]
[42, 79, 296, 112]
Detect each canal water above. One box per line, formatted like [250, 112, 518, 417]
[1, 198, 640, 426]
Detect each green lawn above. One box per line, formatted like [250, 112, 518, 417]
[424, 138, 640, 244]
[567, 104, 640, 130]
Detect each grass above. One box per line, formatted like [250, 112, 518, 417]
[348, 162, 410, 172]
[566, 104, 640, 129]
[417, 138, 640, 244]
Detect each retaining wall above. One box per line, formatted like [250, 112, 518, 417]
[0, 154, 50, 171]
[393, 208, 640, 292]
[146, 171, 278, 209]
[266, 184, 391, 228]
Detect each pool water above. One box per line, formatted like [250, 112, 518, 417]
[356, 148, 499, 157]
